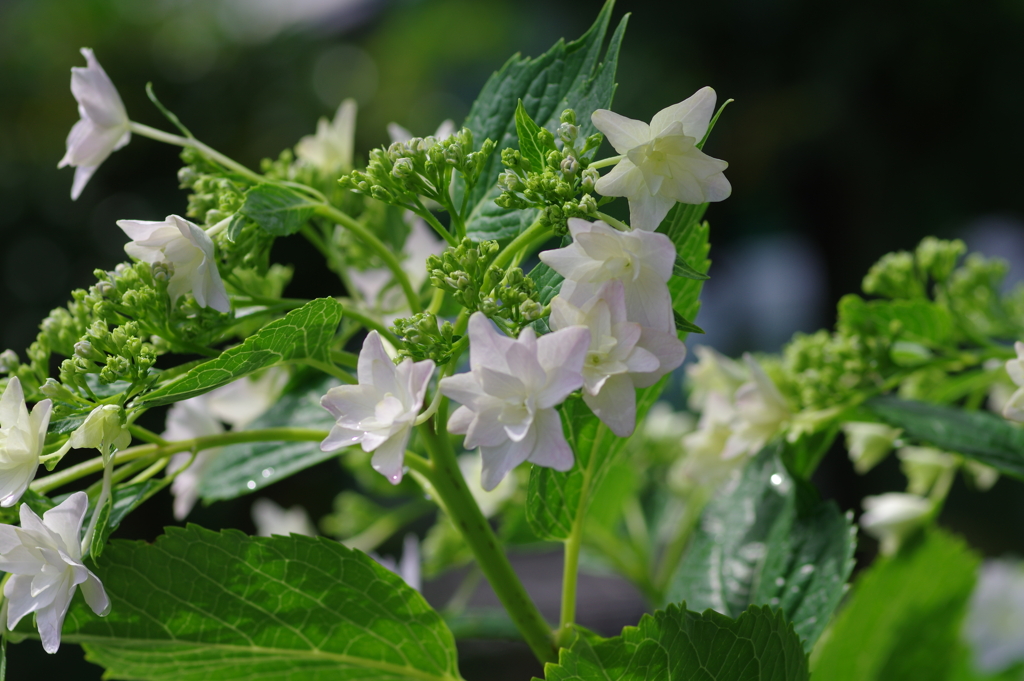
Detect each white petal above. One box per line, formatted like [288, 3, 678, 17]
[632, 326, 687, 388]
[447, 405, 475, 435]
[371, 430, 410, 484]
[70, 165, 98, 200]
[79, 570, 110, 617]
[42, 492, 88, 555]
[583, 373, 637, 437]
[537, 325, 591, 377]
[320, 424, 364, 452]
[71, 49, 128, 129]
[628, 192, 676, 232]
[0, 377, 26, 429]
[439, 372, 488, 410]
[5, 574, 41, 630]
[590, 109, 651, 154]
[527, 407, 574, 471]
[649, 87, 717, 139]
[594, 159, 645, 199]
[35, 573, 76, 654]
[467, 313, 514, 374]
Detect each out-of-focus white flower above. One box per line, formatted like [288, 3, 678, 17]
[1003, 341, 1024, 422]
[591, 88, 730, 231]
[440, 313, 589, 490]
[964, 558, 1024, 674]
[643, 402, 695, 443]
[118, 215, 230, 313]
[721, 354, 790, 459]
[387, 119, 456, 144]
[0, 492, 110, 653]
[842, 422, 903, 474]
[374, 533, 422, 592]
[539, 218, 676, 332]
[964, 460, 1000, 491]
[54, 405, 130, 461]
[0, 378, 51, 507]
[860, 492, 932, 556]
[320, 331, 435, 484]
[457, 454, 516, 518]
[205, 368, 289, 430]
[674, 392, 742, 493]
[163, 395, 225, 521]
[296, 98, 357, 174]
[251, 498, 317, 537]
[896, 446, 958, 496]
[685, 345, 748, 411]
[58, 48, 131, 200]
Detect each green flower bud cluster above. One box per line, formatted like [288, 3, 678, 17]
[481, 267, 543, 332]
[391, 312, 458, 364]
[338, 128, 495, 211]
[782, 330, 883, 410]
[495, 109, 604, 235]
[178, 151, 248, 227]
[862, 237, 967, 300]
[942, 253, 1023, 339]
[58, 320, 156, 393]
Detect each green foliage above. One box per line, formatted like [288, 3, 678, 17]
[139, 298, 343, 407]
[85, 479, 171, 556]
[811, 530, 979, 681]
[198, 375, 338, 501]
[514, 100, 550, 174]
[666, 445, 855, 651]
[865, 396, 1024, 480]
[57, 526, 462, 681]
[239, 183, 318, 237]
[541, 604, 808, 681]
[457, 0, 626, 240]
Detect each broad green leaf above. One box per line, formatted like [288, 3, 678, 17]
[541, 604, 808, 681]
[457, 0, 627, 240]
[138, 298, 343, 407]
[59, 526, 462, 681]
[838, 295, 954, 347]
[865, 396, 1024, 480]
[526, 214, 710, 541]
[198, 375, 338, 502]
[514, 100, 549, 173]
[666, 445, 855, 651]
[673, 255, 710, 280]
[240, 183, 317, 236]
[811, 530, 979, 681]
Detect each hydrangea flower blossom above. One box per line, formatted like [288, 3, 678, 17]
[1003, 341, 1024, 422]
[964, 559, 1024, 674]
[440, 313, 590, 490]
[163, 394, 225, 521]
[53, 404, 131, 460]
[860, 492, 932, 556]
[841, 421, 902, 474]
[591, 87, 730, 230]
[251, 498, 317, 537]
[0, 377, 52, 507]
[720, 354, 791, 459]
[320, 331, 435, 484]
[0, 492, 110, 653]
[539, 218, 676, 332]
[296, 98, 357, 174]
[58, 48, 131, 201]
[118, 215, 231, 313]
[685, 345, 748, 411]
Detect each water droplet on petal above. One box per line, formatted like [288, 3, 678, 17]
[247, 480, 256, 490]
[261, 467, 274, 478]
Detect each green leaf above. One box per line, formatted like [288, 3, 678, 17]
[60, 526, 462, 681]
[457, 0, 627, 240]
[83, 479, 171, 557]
[672, 256, 710, 280]
[673, 311, 704, 335]
[811, 529, 979, 681]
[198, 375, 338, 502]
[540, 604, 808, 681]
[666, 445, 855, 651]
[865, 396, 1024, 480]
[514, 100, 549, 173]
[138, 298, 343, 407]
[526, 213, 710, 541]
[240, 183, 317, 237]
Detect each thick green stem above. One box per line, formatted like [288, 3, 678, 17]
[559, 520, 583, 638]
[129, 122, 263, 183]
[491, 218, 551, 273]
[588, 154, 623, 170]
[314, 203, 423, 313]
[652, 491, 711, 595]
[412, 421, 556, 664]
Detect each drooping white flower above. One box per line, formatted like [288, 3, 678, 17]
[539, 218, 676, 332]
[841, 421, 903, 474]
[0, 378, 52, 507]
[859, 492, 932, 556]
[163, 395, 225, 521]
[964, 559, 1024, 674]
[673, 391, 742, 493]
[251, 498, 317, 537]
[1003, 341, 1024, 422]
[897, 446, 958, 496]
[457, 453, 516, 518]
[550, 280, 683, 436]
[54, 405, 131, 461]
[118, 215, 231, 313]
[440, 313, 590, 491]
[320, 331, 435, 484]
[58, 48, 131, 200]
[0, 491, 110, 653]
[720, 354, 791, 459]
[591, 87, 731, 230]
[296, 98, 357, 174]
[685, 345, 748, 411]
[205, 367, 289, 430]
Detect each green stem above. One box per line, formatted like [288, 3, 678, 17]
[652, 491, 711, 595]
[128, 122, 263, 184]
[301, 358, 356, 384]
[411, 421, 556, 664]
[334, 303, 404, 348]
[32, 428, 329, 494]
[491, 218, 551, 273]
[413, 199, 458, 246]
[314, 203, 423, 313]
[559, 520, 583, 637]
[588, 154, 623, 170]
[595, 211, 629, 231]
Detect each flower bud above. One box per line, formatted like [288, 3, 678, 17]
[842, 422, 902, 474]
[860, 493, 932, 555]
[580, 167, 600, 193]
[578, 194, 597, 215]
[558, 122, 579, 145]
[559, 109, 577, 125]
[0, 350, 19, 373]
[391, 157, 415, 179]
[560, 156, 579, 178]
[74, 341, 105, 362]
[95, 281, 115, 297]
[897, 446, 958, 496]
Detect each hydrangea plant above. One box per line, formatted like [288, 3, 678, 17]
[2, 2, 1024, 679]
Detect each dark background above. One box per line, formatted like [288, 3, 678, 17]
[2, 0, 1024, 677]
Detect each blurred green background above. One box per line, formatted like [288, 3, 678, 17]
[3, 0, 1024, 676]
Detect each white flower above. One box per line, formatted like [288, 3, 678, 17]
[964, 559, 1024, 674]
[374, 534, 422, 592]
[55, 405, 131, 460]
[387, 119, 456, 144]
[320, 331, 435, 484]
[0, 492, 110, 653]
[440, 313, 590, 491]
[897, 446, 958, 496]
[539, 218, 676, 332]
[205, 368, 289, 430]
[642, 402, 695, 444]
[118, 215, 230, 313]
[296, 98, 357, 174]
[841, 422, 902, 474]
[673, 392, 741, 492]
[457, 454, 516, 518]
[1003, 341, 1024, 422]
[685, 345, 748, 411]
[721, 354, 791, 459]
[591, 87, 730, 231]
[0, 378, 52, 507]
[163, 395, 225, 521]
[58, 48, 131, 200]
[550, 280, 684, 436]
[860, 492, 932, 556]
[251, 498, 317, 537]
